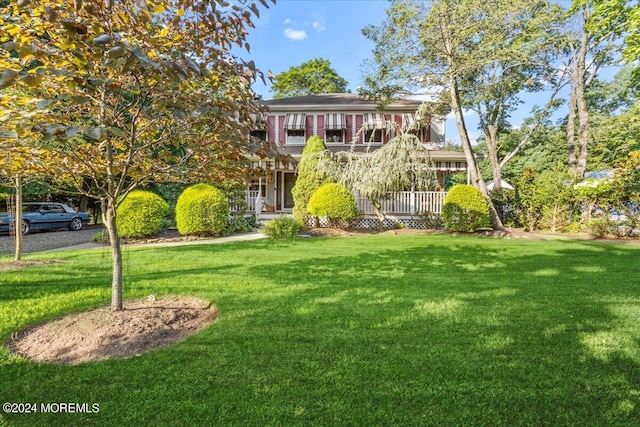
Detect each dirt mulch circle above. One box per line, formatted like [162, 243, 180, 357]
[7, 295, 218, 365]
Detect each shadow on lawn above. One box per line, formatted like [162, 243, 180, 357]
[1, 236, 639, 425]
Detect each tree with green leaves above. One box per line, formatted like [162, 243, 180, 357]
[578, 0, 639, 89]
[0, 0, 273, 310]
[270, 58, 348, 99]
[564, 0, 624, 178]
[361, 0, 566, 229]
[291, 135, 329, 223]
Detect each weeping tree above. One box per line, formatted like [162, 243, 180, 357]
[319, 132, 437, 229]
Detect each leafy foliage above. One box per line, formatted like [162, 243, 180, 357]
[515, 167, 577, 232]
[361, 0, 564, 226]
[0, 0, 274, 309]
[443, 184, 491, 232]
[116, 190, 169, 238]
[308, 183, 358, 226]
[224, 213, 258, 236]
[175, 184, 229, 236]
[610, 150, 640, 228]
[291, 136, 330, 222]
[261, 216, 304, 239]
[271, 58, 348, 98]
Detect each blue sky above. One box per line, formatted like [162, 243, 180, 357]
[244, 0, 387, 99]
[239, 0, 618, 145]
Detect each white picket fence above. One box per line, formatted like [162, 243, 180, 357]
[238, 190, 447, 215]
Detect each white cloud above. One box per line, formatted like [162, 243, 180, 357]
[283, 18, 294, 25]
[284, 28, 308, 41]
[312, 21, 326, 32]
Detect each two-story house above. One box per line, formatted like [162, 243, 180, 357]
[247, 93, 467, 216]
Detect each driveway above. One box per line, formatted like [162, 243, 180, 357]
[0, 224, 104, 255]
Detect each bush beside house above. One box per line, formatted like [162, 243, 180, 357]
[176, 184, 229, 235]
[116, 190, 169, 238]
[443, 184, 491, 232]
[308, 183, 358, 227]
[291, 136, 329, 223]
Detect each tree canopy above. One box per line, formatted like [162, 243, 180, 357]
[0, 0, 273, 310]
[270, 58, 348, 98]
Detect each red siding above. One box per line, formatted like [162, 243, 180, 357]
[278, 116, 285, 144]
[394, 114, 402, 137]
[268, 115, 276, 142]
[317, 114, 325, 139]
[355, 114, 363, 144]
[383, 114, 392, 144]
[305, 115, 314, 139]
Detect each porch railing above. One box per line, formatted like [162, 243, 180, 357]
[240, 191, 447, 215]
[356, 191, 447, 215]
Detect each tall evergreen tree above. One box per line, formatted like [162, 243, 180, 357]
[291, 136, 329, 222]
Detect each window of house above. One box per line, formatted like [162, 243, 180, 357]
[250, 130, 267, 141]
[363, 129, 383, 144]
[286, 129, 306, 145]
[325, 129, 344, 144]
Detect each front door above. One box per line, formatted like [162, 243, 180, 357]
[276, 172, 296, 211]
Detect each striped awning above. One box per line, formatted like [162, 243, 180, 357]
[433, 161, 466, 171]
[363, 113, 386, 130]
[402, 113, 416, 130]
[283, 113, 306, 130]
[324, 113, 346, 130]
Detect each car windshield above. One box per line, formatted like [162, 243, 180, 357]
[22, 204, 43, 212]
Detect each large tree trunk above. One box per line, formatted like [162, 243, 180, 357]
[448, 76, 505, 230]
[102, 197, 123, 311]
[485, 120, 503, 192]
[568, 7, 591, 180]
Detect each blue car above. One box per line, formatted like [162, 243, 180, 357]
[0, 202, 90, 235]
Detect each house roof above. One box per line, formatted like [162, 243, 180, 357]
[262, 93, 423, 112]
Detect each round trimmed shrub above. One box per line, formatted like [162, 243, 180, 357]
[176, 184, 229, 235]
[308, 183, 358, 226]
[443, 184, 491, 232]
[116, 190, 169, 238]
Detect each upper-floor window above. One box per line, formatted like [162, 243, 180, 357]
[362, 113, 385, 144]
[286, 129, 306, 145]
[363, 129, 383, 144]
[325, 129, 344, 144]
[324, 114, 346, 144]
[283, 113, 306, 145]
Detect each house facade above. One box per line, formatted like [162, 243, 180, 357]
[247, 93, 467, 215]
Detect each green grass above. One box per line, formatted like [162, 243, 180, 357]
[1, 234, 639, 426]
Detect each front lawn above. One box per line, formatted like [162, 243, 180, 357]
[1, 234, 639, 425]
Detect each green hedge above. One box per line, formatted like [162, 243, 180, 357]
[443, 184, 491, 232]
[176, 184, 229, 235]
[308, 183, 358, 226]
[116, 190, 169, 238]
